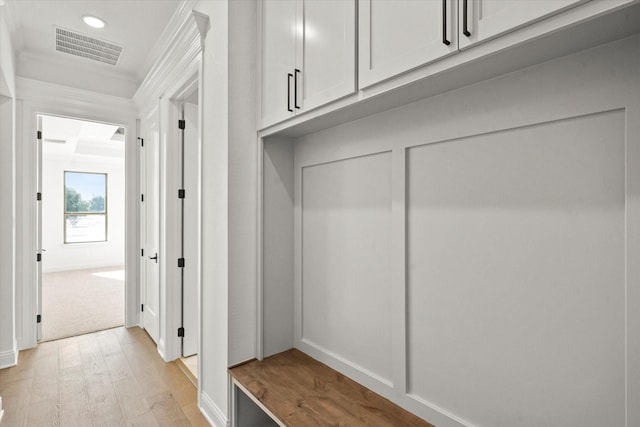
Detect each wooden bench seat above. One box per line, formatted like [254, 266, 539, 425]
[229, 349, 434, 427]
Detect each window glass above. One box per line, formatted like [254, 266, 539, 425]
[64, 171, 107, 243]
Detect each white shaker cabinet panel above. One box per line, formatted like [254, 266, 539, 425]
[459, 0, 588, 48]
[359, 0, 458, 88]
[298, 0, 356, 112]
[260, 0, 356, 129]
[259, 0, 297, 128]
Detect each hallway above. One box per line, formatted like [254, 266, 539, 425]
[0, 327, 208, 426]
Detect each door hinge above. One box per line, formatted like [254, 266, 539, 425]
[178, 119, 185, 130]
[141, 194, 144, 202]
[178, 258, 185, 268]
[141, 248, 144, 257]
[178, 189, 185, 199]
[37, 314, 42, 323]
[36, 253, 42, 262]
[36, 192, 42, 201]
[141, 304, 144, 312]
[37, 130, 42, 140]
[138, 137, 144, 147]
[177, 327, 184, 337]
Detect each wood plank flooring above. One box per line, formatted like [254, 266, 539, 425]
[229, 349, 435, 427]
[0, 327, 209, 427]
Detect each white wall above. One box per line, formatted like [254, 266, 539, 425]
[0, 95, 17, 369]
[195, 0, 257, 425]
[41, 151, 125, 273]
[0, 3, 17, 369]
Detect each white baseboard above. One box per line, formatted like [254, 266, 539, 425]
[200, 390, 229, 427]
[0, 348, 18, 369]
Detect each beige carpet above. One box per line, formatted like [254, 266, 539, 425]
[42, 266, 125, 341]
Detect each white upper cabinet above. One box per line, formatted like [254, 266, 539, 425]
[359, 0, 459, 89]
[259, 0, 356, 129]
[298, 0, 356, 112]
[259, 0, 297, 127]
[458, 0, 588, 48]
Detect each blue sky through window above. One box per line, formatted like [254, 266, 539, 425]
[65, 172, 106, 201]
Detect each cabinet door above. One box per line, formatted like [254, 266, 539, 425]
[459, 0, 588, 49]
[359, 0, 458, 89]
[259, 0, 297, 128]
[297, 0, 356, 112]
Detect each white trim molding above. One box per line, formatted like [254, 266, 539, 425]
[133, 9, 210, 115]
[200, 390, 229, 427]
[0, 347, 18, 369]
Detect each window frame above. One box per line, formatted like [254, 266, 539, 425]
[63, 170, 108, 244]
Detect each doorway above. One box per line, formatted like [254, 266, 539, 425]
[38, 114, 126, 342]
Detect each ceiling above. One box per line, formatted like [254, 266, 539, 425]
[42, 114, 125, 159]
[4, 0, 182, 97]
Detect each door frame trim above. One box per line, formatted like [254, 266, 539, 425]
[15, 77, 138, 350]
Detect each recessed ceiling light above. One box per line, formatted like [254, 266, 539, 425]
[83, 15, 106, 29]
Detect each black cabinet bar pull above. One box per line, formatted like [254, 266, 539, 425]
[294, 69, 301, 109]
[442, 0, 451, 45]
[463, 0, 471, 37]
[287, 73, 293, 112]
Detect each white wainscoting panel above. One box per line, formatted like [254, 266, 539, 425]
[300, 152, 393, 385]
[406, 110, 626, 427]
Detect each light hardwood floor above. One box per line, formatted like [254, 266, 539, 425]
[0, 327, 209, 427]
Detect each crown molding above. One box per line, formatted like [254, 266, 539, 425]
[133, 8, 209, 113]
[136, 0, 199, 82]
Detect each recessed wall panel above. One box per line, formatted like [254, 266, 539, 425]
[301, 152, 393, 383]
[406, 110, 625, 427]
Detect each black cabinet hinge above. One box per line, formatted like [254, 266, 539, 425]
[36, 253, 42, 262]
[178, 119, 185, 130]
[141, 304, 144, 312]
[138, 137, 144, 147]
[37, 130, 42, 140]
[36, 192, 42, 201]
[177, 327, 184, 337]
[178, 189, 185, 199]
[141, 249, 144, 257]
[141, 194, 144, 202]
[178, 258, 185, 268]
[37, 314, 41, 323]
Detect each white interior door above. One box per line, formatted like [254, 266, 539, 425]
[36, 115, 43, 341]
[140, 112, 160, 344]
[182, 101, 199, 357]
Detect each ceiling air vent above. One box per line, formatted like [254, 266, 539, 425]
[55, 27, 123, 66]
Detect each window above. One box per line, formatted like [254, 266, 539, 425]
[64, 171, 107, 243]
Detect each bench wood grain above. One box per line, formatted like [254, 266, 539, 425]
[229, 349, 435, 427]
